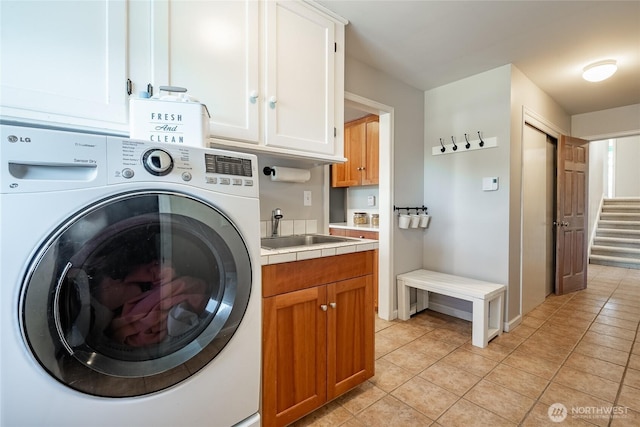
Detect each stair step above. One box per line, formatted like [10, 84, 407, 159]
[598, 220, 640, 230]
[590, 245, 640, 258]
[596, 228, 640, 238]
[604, 197, 640, 205]
[593, 236, 640, 249]
[601, 212, 640, 221]
[589, 254, 640, 270]
[602, 205, 640, 215]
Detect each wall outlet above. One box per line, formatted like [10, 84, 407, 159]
[367, 195, 376, 206]
[303, 190, 312, 206]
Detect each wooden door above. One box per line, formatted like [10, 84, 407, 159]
[262, 287, 327, 427]
[362, 118, 379, 185]
[327, 276, 374, 400]
[556, 135, 589, 294]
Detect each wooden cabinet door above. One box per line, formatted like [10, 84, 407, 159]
[0, 0, 128, 131]
[362, 118, 380, 185]
[332, 121, 362, 187]
[327, 276, 374, 400]
[331, 115, 379, 187]
[264, 0, 336, 155]
[154, 0, 260, 142]
[263, 286, 327, 427]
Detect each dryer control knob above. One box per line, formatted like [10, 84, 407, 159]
[142, 149, 173, 176]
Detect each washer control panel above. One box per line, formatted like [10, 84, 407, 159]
[107, 137, 258, 197]
[0, 124, 258, 197]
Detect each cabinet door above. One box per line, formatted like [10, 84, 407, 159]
[362, 118, 380, 185]
[0, 0, 128, 130]
[327, 275, 374, 400]
[264, 0, 335, 155]
[155, 0, 259, 142]
[263, 286, 327, 427]
[331, 121, 363, 187]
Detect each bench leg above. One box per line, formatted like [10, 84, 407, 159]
[397, 280, 411, 321]
[472, 298, 489, 348]
[488, 292, 504, 338]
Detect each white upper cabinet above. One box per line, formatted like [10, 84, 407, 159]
[0, 0, 129, 131]
[263, 0, 337, 156]
[0, 0, 345, 162]
[153, 0, 260, 143]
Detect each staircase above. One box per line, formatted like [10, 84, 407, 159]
[590, 198, 640, 269]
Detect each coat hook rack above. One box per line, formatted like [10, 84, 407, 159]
[432, 131, 497, 156]
[393, 205, 428, 214]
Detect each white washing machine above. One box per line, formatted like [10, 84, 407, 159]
[0, 124, 261, 427]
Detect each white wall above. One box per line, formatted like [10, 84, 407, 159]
[588, 139, 609, 242]
[344, 57, 425, 297]
[615, 135, 640, 197]
[423, 65, 511, 314]
[423, 65, 572, 325]
[572, 104, 640, 140]
[258, 154, 325, 225]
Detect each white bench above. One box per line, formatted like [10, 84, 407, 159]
[397, 269, 506, 348]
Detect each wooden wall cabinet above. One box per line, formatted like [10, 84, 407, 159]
[262, 251, 375, 427]
[332, 115, 379, 187]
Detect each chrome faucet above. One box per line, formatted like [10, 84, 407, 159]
[272, 208, 283, 237]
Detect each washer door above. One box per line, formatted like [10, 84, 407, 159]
[20, 191, 252, 397]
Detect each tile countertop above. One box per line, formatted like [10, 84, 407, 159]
[261, 236, 378, 265]
[329, 223, 380, 232]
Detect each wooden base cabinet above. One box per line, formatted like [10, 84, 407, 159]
[262, 252, 375, 427]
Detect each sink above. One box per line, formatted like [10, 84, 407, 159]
[261, 234, 356, 250]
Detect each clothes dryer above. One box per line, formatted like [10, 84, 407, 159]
[0, 124, 261, 427]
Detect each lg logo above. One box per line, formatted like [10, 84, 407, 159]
[7, 135, 31, 143]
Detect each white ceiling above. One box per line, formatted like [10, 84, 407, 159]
[318, 0, 640, 116]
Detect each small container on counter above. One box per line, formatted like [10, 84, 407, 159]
[353, 212, 368, 225]
[371, 214, 379, 227]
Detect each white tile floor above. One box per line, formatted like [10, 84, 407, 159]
[292, 264, 640, 426]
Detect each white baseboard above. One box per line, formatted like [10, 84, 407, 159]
[418, 302, 472, 322]
[410, 302, 521, 334]
[504, 314, 522, 332]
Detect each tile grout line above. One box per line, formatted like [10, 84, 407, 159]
[332, 267, 637, 427]
[609, 303, 640, 427]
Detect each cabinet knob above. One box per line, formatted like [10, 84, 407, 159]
[320, 304, 328, 311]
[249, 90, 259, 103]
[329, 302, 336, 309]
[269, 96, 277, 109]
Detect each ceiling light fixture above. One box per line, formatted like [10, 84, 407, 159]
[582, 60, 617, 82]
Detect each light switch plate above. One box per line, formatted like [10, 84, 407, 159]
[367, 195, 376, 206]
[303, 190, 312, 206]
